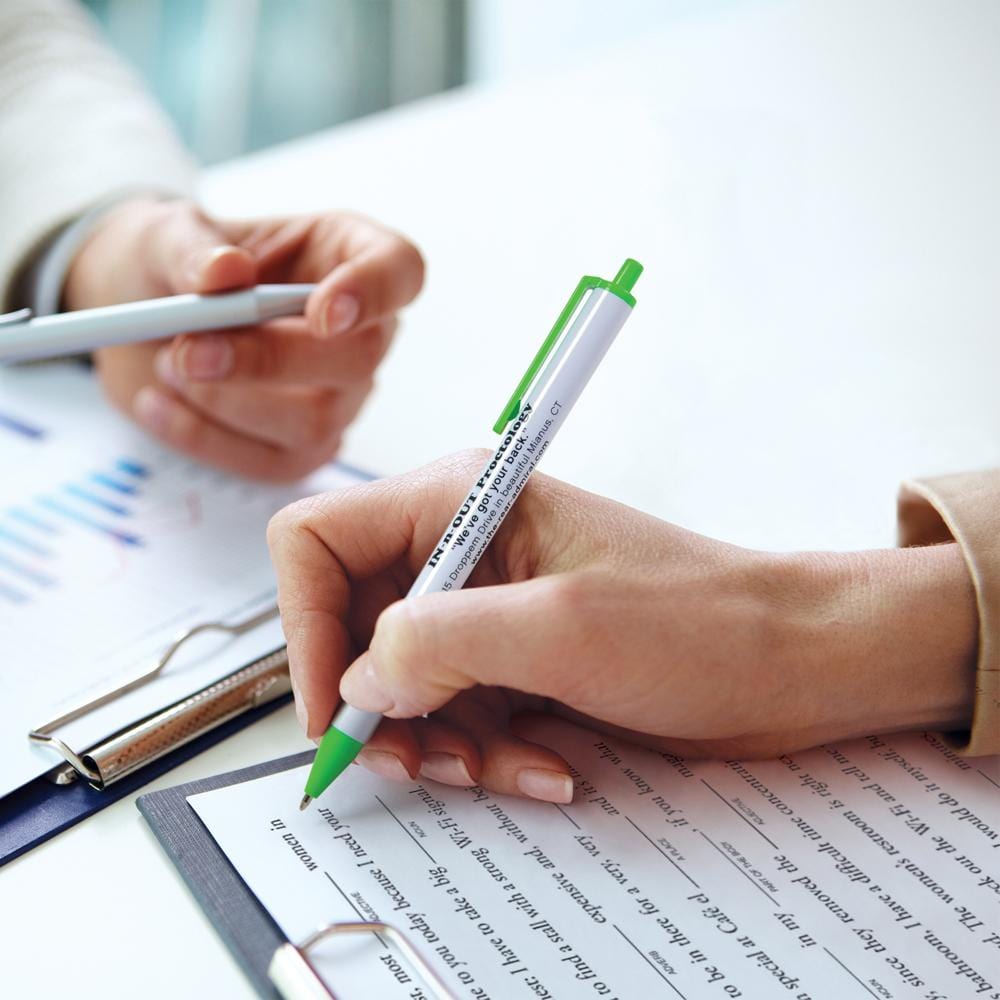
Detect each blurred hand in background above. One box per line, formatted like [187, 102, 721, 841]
[65, 196, 424, 480]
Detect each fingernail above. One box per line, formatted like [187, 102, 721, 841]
[340, 658, 395, 713]
[420, 752, 473, 786]
[179, 335, 233, 380]
[133, 386, 173, 434]
[153, 347, 181, 388]
[516, 768, 573, 804]
[323, 294, 360, 336]
[187, 245, 231, 285]
[357, 749, 412, 782]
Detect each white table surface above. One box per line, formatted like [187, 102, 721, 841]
[6, 2, 1000, 996]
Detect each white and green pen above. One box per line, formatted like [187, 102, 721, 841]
[0, 284, 315, 363]
[300, 257, 644, 809]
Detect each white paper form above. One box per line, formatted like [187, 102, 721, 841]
[0, 363, 364, 793]
[191, 724, 999, 1000]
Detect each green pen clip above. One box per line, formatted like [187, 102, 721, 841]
[493, 258, 643, 434]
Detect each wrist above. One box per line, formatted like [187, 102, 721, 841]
[63, 196, 173, 311]
[769, 544, 977, 742]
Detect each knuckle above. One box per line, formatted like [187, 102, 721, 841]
[166, 402, 207, 453]
[266, 498, 308, 548]
[267, 487, 340, 543]
[256, 334, 284, 379]
[411, 450, 493, 507]
[374, 599, 433, 685]
[395, 450, 491, 517]
[234, 333, 279, 380]
[546, 571, 597, 625]
[445, 448, 492, 480]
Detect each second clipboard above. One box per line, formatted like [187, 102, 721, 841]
[137, 753, 455, 1000]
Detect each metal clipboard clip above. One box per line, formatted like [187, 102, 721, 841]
[269, 921, 457, 1000]
[28, 605, 284, 789]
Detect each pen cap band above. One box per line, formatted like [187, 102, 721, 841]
[493, 258, 642, 433]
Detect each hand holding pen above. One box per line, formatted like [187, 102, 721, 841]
[12, 197, 424, 480]
[271, 260, 650, 805]
[267, 257, 978, 805]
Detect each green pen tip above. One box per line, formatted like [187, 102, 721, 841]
[304, 727, 365, 800]
[613, 258, 643, 293]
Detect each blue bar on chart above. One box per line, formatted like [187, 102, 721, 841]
[0, 578, 29, 604]
[0, 525, 51, 557]
[116, 458, 151, 478]
[0, 550, 56, 587]
[90, 472, 138, 495]
[0, 410, 46, 441]
[65, 484, 132, 517]
[9, 507, 60, 535]
[39, 497, 143, 547]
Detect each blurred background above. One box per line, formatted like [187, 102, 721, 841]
[82, 0, 741, 164]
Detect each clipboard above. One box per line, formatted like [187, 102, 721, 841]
[0, 641, 291, 866]
[0, 459, 376, 867]
[137, 754, 454, 1000]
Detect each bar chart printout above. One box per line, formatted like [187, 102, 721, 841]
[0, 362, 361, 796]
[1, 455, 160, 603]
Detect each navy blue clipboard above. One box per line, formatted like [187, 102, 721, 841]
[0, 694, 292, 867]
[137, 752, 313, 998]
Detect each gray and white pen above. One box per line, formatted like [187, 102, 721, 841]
[0, 284, 315, 363]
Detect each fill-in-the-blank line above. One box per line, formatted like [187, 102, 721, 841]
[699, 778, 779, 849]
[612, 924, 688, 998]
[698, 831, 779, 905]
[553, 804, 581, 828]
[625, 815, 700, 888]
[322, 872, 388, 948]
[823, 947, 879, 997]
[374, 795, 438, 865]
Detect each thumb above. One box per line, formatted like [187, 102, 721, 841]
[340, 576, 582, 718]
[154, 204, 257, 294]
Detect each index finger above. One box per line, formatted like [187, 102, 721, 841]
[267, 451, 489, 737]
[304, 224, 424, 339]
[219, 212, 424, 338]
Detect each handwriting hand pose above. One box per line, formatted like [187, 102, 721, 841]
[268, 452, 976, 803]
[64, 197, 424, 480]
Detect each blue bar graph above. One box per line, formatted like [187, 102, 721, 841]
[39, 497, 143, 547]
[65, 484, 132, 517]
[0, 410, 46, 440]
[9, 508, 60, 535]
[0, 579, 28, 604]
[90, 472, 138, 495]
[116, 458, 151, 478]
[0, 525, 51, 557]
[0, 551, 56, 587]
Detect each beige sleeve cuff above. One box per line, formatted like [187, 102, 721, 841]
[898, 470, 1000, 756]
[0, 0, 196, 310]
